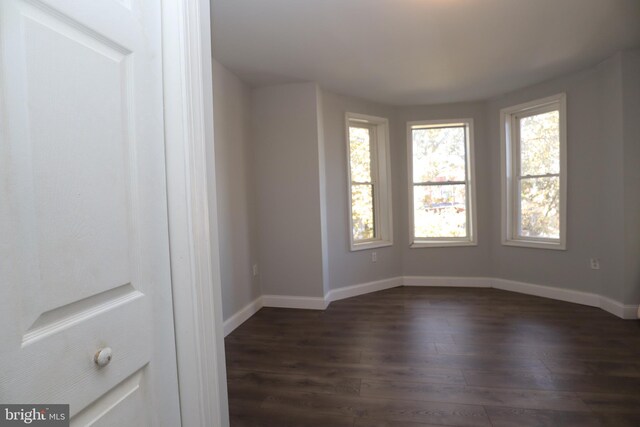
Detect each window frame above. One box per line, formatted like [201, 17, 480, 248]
[500, 93, 567, 250]
[407, 118, 477, 248]
[346, 112, 393, 251]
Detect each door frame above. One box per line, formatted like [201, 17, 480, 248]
[161, 0, 229, 426]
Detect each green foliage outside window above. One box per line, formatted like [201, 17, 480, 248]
[412, 126, 467, 238]
[349, 126, 375, 241]
[518, 111, 560, 239]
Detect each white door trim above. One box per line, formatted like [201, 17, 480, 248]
[162, 0, 229, 426]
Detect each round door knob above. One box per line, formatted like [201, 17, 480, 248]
[94, 347, 113, 367]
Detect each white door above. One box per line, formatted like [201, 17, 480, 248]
[0, 0, 181, 425]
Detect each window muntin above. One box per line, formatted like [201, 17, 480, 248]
[346, 113, 392, 251]
[408, 120, 476, 247]
[502, 94, 566, 249]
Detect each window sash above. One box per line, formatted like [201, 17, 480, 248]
[501, 93, 566, 249]
[409, 122, 474, 244]
[515, 174, 560, 240]
[349, 123, 380, 243]
[346, 113, 393, 251]
[350, 182, 376, 241]
[411, 125, 467, 183]
[412, 182, 470, 239]
[512, 108, 561, 241]
[514, 107, 559, 179]
[413, 181, 466, 186]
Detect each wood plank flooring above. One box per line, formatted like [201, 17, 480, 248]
[225, 287, 640, 426]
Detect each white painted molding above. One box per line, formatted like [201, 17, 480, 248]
[346, 113, 394, 252]
[491, 278, 637, 319]
[223, 278, 402, 336]
[407, 119, 478, 248]
[622, 304, 638, 320]
[262, 294, 328, 310]
[403, 276, 492, 288]
[162, 0, 229, 425]
[223, 297, 263, 337]
[501, 93, 567, 250]
[404, 276, 639, 319]
[599, 296, 638, 320]
[492, 278, 597, 306]
[327, 277, 403, 303]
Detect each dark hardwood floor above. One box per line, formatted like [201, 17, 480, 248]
[225, 287, 640, 427]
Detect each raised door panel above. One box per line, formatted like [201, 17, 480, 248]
[21, 0, 137, 334]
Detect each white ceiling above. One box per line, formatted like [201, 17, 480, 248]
[211, 0, 640, 105]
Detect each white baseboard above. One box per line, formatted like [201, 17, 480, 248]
[400, 276, 638, 319]
[490, 278, 638, 320]
[326, 277, 402, 303]
[223, 277, 402, 335]
[403, 276, 492, 288]
[492, 278, 599, 306]
[223, 296, 263, 336]
[261, 294, 327, 310]
[223, 276, 638, 336]
[598, 296, 639, 320]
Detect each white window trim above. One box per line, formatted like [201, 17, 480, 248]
[346, 112, 393, 251]
[500, 93, 567, 250]
[407, 118, 478, 248]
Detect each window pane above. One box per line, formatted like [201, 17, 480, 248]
[349, 126, 372, 183]
[519, 110, 560, 176]
[519, 176, 560, 239]
[412, 127, 466, 183]
[413, 184, 466, 238]
[351, 184, 375, 240]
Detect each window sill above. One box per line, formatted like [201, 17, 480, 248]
[350, 240, 393, 252]
[502, 239, 566, 250]
[410, 240, 477, 248]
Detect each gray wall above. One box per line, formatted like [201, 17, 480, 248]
[486, 53, 636, 303]
[211, 59, 261, 320]
[397, 102, 493, 278]
[597, 54, 625, 301]
[393, 56, 639, 303]
[487, 62, 609, 296]
[213, 48, 640, 318]
[251, 83, 327, 297]
[621, 50, 640, 304]
[321, 90, 402, 290]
